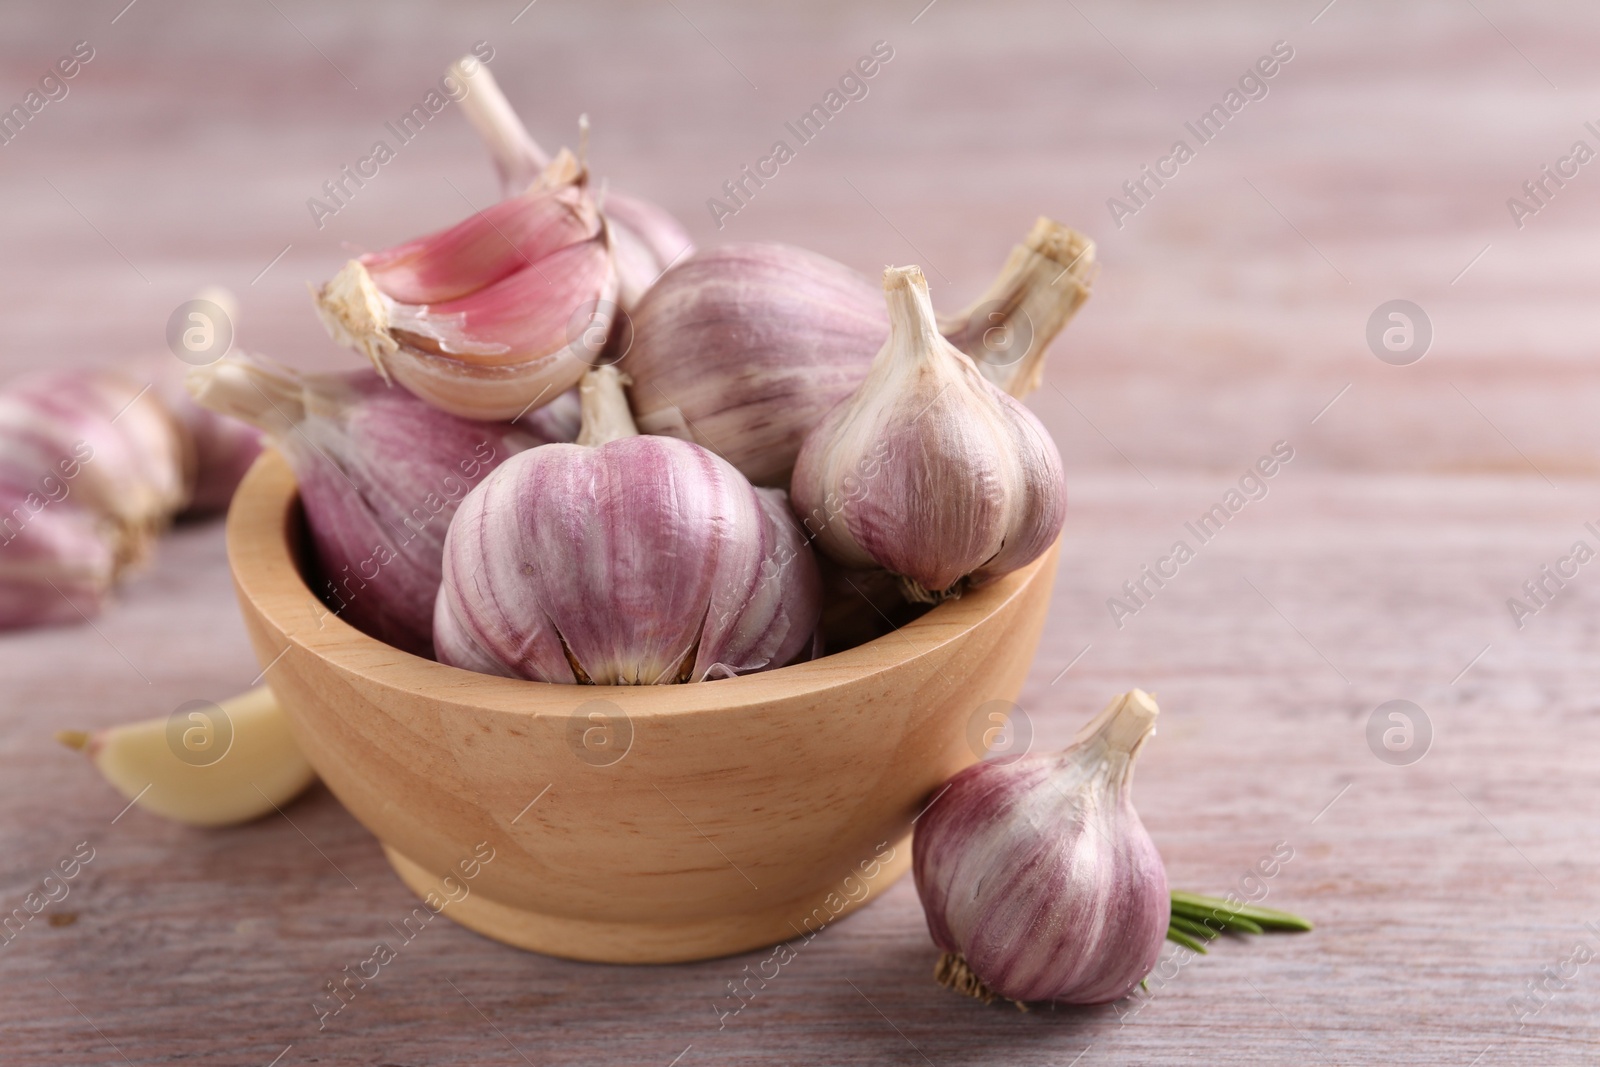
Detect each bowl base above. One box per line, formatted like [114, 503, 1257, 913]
[383, 839, 913, 964]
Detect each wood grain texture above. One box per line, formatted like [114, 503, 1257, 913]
[4, 0, 1600, 1064]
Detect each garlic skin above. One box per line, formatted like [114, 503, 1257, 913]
[621, 220, 1090, 488]
[0, 495, 117, 630]
[913, 690, 1169, 1006]
[153, 374, 263, 516]
[0, 369, 188, 568]
[449, 57, 693, 308]
[312, 151, 617, 421]
[435, 366, 821, 685]
[791, 266, 1066, 601]
[187, 353, 550, 658]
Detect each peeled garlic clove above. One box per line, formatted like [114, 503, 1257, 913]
[791, 266, 1066, 601]
[621, 219, 1089, 488]
[938, 218, 1096, 396]
[435, 365, 821, 684]
[56, 685, 315, 828]
[449, 57, 693, 308]
[186, 353, 551, 658]
[913, 690, 1169, 1006]
[312, 150, 618, 421]
[0, 490, 117, 630]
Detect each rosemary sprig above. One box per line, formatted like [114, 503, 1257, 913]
[1164, 889, 1312, 950]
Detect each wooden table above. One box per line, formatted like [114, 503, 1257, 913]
[5, 1, 1599, 1063]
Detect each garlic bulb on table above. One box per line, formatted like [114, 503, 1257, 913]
[913, 690, 1169, 1007]
[312, 150, 617, 421]
[187, 353, 550, 658]
[448, 56, 693, 309]
[435, 365, 821, 685]
[620, 219, 1092, 488]
[791, 266, 1066, 602]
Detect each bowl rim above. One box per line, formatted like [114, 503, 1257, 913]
[227, 448, 1059, 717]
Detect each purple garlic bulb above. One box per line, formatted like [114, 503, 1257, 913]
[913, 690, 1169, 1006]
[791, 265, 1066, 603]
[435, 365, 822, 684]
[186, 353, 550, 658]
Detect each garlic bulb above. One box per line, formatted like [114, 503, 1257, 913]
[913, 690, 1168, 1006]
[312, 150, 617, 421]
[620, 219, 1091, 488]
[791, 266, 1066, 601]
[187, 353, 549, 658]
[0, 495, 117, 630]
[0, 369, 188, 568]
[435, 365, 821, 684]
[449, 57, 693, 309]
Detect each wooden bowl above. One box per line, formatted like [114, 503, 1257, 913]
[226, 450, 1060, 963]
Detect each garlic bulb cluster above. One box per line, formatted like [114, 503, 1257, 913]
[621, 219, 1092, 488]
[792, 266, 1066, 602]
[435, 366, 821, 684]
[913, 690, 1169, 1006]
[187, 353, 552, 657]
[449, 57, 693, 309]
[312, 150, 617, 421]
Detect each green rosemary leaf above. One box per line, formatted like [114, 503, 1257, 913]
[1165, 927, 1207, 954]
[1170, 890, 1313, 932]
[1167, 914, 1222, 941]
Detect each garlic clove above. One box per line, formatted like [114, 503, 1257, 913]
[186, 353, 550, 658]
[56, 685, 316, 828]
[435, 365, 821, 685]
[449, 57, 693, 308]
[791, 265, 1066, 601]
[311, 150, 618, 421]
[913, 690, 1169, 1006]
[938, 217, 1096, 397]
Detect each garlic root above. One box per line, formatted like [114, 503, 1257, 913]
[56, 685, 315, 828]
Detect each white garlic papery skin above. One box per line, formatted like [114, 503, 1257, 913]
[434, 366, 821, 685]
[790, 266, 1066, 601]
[448, 57, 693, 309]
[187, 354, 549, 658]
[312, 150, 617, 421]
[913, 690, 1169, 1006]
[621, 219, 1089, 490]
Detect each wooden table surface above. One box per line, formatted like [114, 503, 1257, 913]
[5, 1, 1600, 1063]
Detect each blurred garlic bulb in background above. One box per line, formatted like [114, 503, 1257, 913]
[435, 365, 821, 684]
[621, 219, 1092, 488]
[791, 266, 1066, 602]
[312, 150, 617, 421]
[449, 57, 693, 309]
[913, 690, 1168, 1006]
[187, 353, 552, 657]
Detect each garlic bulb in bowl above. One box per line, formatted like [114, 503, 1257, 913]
[620, 219, 1093, 488]
[435, 365, 821, 684]
[791, 265, 1066, 602]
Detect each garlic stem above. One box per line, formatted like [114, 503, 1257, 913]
[1074, 688, 1159, 760]
[450, 56, 548, 195]
[937, 217, 1097, 397]
[184, 356, 312, 441]
[576, 365, 639, 447]
[882, 265, 947, 356]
